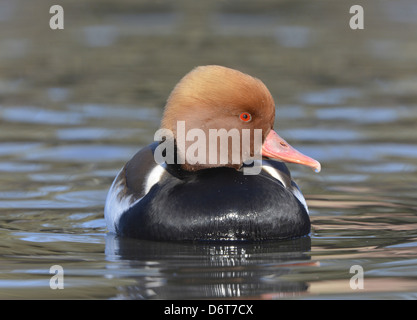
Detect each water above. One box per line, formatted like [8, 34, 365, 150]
[1, 0, 417, 299]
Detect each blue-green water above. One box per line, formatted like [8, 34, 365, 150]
[0, 0, 417, 299]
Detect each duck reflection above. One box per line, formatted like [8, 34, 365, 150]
[105, 234, 312, 299]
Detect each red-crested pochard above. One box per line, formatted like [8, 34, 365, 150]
[105, 65, 320, 241]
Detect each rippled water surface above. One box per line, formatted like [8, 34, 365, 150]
[1, 0, 417, 299]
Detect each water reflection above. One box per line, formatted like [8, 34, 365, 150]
[105, 235, 313, 299]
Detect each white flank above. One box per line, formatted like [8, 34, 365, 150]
[104, 169, 137, 233]
[262, 163, 289, 188]
[291, 182, 309, 214]
[144, 163, 167, 194]
[104, 163, 167, 233]
[262, 162, 309, 214]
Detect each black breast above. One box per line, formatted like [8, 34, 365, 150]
[117, 163, 310, 241]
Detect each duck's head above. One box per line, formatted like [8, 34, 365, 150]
[160, 65, 320, 173]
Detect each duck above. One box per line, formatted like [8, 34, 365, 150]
[104, 65, 321, 241]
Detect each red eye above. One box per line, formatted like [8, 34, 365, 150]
[239, 112, 252, 122]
